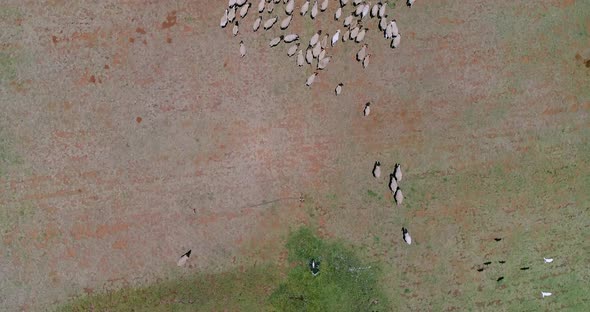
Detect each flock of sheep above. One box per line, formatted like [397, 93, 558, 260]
[220, 0, 412, 90]
[191, 0, 559, 301]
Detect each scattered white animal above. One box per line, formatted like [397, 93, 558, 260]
[281, 15, 293, 29]
[544, 258, 554, 263]
[394, 187, 404, 205]
[332, 30, 340, 46]
[390, 20, 399, 37]
[306, 72, 318, 87]
[317, 56, 331, 70]
[253, 16, 262, 31]
[297, 49, 305, 66]
[389, 173, 398, 192]
[318, 48, 326, 61]
[402, 227, 412, 245]
[394, 163, 402, 181]
[362, 53, 371, 68]
[541, 292, 552, 298]
[353, 0, 363, 5]
[379, 16, 387, 31]
[264, 16, 278, 30]
[269, 36, 283, 47]
[239, 40, 246, 57]
[391, 33, 401, 48]
[228, 7, 236, 22]
[320, 34, 329, 49]
[284, 34, 299, 43]
[229, 0, 237, 8]
[363, 102, 371, 116]
[220, 9, 229, 28]
[288, 43, 300, 57]
[301, 0, 310, 16]
[335, 83, 343, 95]
[266, 1, 274, 13]
[341, 0, 349, 6]
[342, 29, 349, 42]
[177, 250, 192, 266]
[362, 3, 370, 18]
[285, 0, 295, 15]
[306, 48, 314, 64]
[311, 42, 321, 58]
[356, 44, 367, 61]
[355, 4, 364, 16]
[356, 28, 368, 42]
[232, 21, 239, 36]
[373, 161, 381, 178]
[309, 30, 322, 47]
[320, 0, 329, 11]
[239, 3, 251, 18]
[407, 0, 415, 7]
[350, 25, 360, 39]
[371, 3, 380, 17]
[335, 7, 342, 20]
[344, 15, 354, 27]
[379, 2, 386, 17]
[311, 0, 319, 19]
[236, 0, 247, 6]
[258, 0, 265, 13]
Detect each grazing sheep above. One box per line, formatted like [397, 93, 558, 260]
[281, 15, 293, 29]
[389, 173, 398, 192]
[363, 102, 371, 116]
[335, 83, 344, 95]
[394, 186, 403, 205]
[306, 72, 318, 86]
[355, 28, 368, 42]
[239, 2, 251, 18]
[362, 54, 371, 69]
[373, 161, 381, 178]
[391, 33, 401, 48]
[311, 0, 319, 19]
[402, 227, 412, 245]
[407, 0, 415, 7]
[356, 44, 367, 61]
[232, 21, 239, 36]
[239, 40, 246, 57]
[306, 48, 314, 64]
[309, 30, 322, 47]
[541, 292, 552, 298]
[317, 56, 331, 70]
[258, 0, 265, 13]
[288, 43, 300, 57]
[220, 9, 229, 28]
[264, 16, 278, 30]
[335, 7, 342, 20]
[285, 0, 295, 15]
[320, 0, 329, 11]
[284, 34, 299, 43]
[269, 36, 284, 47]
[253, 16, 262, 31]
[301, 0, 310, 16]
[177, 250, 191, 267]
[297, 49, 305, 66]
[332, 30, 340, 46]
[394, 163, 402, 181]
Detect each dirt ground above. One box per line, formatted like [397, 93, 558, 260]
[1, 0, 589, 311]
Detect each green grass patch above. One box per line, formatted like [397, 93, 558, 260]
[269, 227, 389, 312]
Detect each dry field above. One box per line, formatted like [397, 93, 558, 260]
[0, 0, 589, 311]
